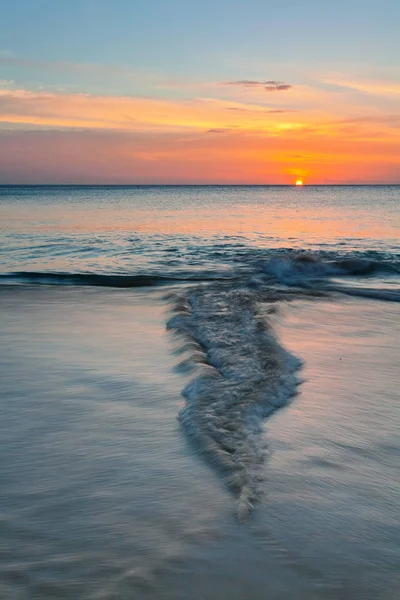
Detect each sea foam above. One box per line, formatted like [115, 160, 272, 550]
[167, 285, 303, 520]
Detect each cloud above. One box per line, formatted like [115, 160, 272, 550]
[224, 80, 293, 92]
[1, 86, 400, 167]
[0, 88, 301, 134]
[0, 88, 228, 133]
[207, 128, 230, 133]
[267, 109, 297, 113]
[224, 106, 296, 114]
[337, 114, 400, 132]
[323, 76, 400, 98]
[341, 114, 400, 124]
[224, 80, 264, 86]
[264, 82, 292, 92]
[0, 56, 154, 94]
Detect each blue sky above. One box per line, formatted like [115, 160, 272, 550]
[1, 0, 400, 91]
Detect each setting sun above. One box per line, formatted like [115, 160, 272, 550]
[295, 180, 304, 186]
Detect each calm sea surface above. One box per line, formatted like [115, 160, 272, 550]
[0, 186, 399, 599]
[1, 185, 399, 277]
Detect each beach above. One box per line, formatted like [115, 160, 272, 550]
[0, 185, 399, 599]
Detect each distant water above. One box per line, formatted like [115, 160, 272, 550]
[0, 185, 399, 599]
[1, 185, 399, 279]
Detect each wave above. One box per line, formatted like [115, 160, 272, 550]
[167, 286, 303, 520]
[0, 271, 228, 288]
[1, 251, 399, 306]
[1, 250, 399, 289]
[210, 246, 400, 279]
[257, 252, 400, 285]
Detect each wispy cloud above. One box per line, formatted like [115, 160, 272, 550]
[0, 88, 215, 132]
[340, 114, 400, 127]
[224, 80, 293, 92]
[0, 56, 158, 96]
[1, 87, 399, 143]
[0, 85, 399, 184]
[197, 97, 300, 114]
[207, 128, 230, 133]
[225, 106, 295, 113]
[267, 109, 297, 114]
[0, 88, 306, 134]
[323, 75, 400, 97]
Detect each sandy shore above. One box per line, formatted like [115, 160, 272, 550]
[0, 286, 399, 599]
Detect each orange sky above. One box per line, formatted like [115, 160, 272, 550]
[0, 76, 400, 183]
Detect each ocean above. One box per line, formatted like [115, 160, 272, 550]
[0, 185, 399, 599]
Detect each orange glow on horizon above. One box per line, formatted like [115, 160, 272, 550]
[0, 86, 400, 184]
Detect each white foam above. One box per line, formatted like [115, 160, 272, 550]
[167, 286, 302, 519]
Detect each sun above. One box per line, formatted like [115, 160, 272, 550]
[295, 179, 304, 186]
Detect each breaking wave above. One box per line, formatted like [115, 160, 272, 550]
[0, 249, 398, 290]
[256, 253, 400, 285]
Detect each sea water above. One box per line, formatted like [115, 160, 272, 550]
[0, 185, 399, 599]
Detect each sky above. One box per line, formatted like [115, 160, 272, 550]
[1, 0, 400, 184]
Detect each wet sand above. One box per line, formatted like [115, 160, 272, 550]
[0, 286, 399, 599]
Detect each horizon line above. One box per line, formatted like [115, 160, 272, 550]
[1, 183, 399, 187]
